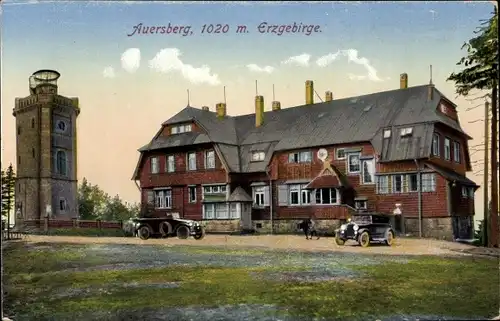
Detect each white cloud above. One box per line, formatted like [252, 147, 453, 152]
[149, 48, 220, 86]
[281, 53, 311, 67]
[102, 66, 116, 78]
[246, 64, 275, 74]
[316, 49, 386, 82]
[121, 48, 141, 73]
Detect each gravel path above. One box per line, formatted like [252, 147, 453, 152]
[25, 234, 477, 257]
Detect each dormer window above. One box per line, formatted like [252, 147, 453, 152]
[251, 151, 265, 162]
[383, 129, 391, 138]
[400, 127, 413, 137]
[171, 124, 192, 135]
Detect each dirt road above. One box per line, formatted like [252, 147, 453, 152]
[25, 234, 478, 256]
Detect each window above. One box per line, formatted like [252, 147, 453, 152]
[400, 127, 413, 136]
[166, 155, 175, 172]
[203, 204, 215, 219]
[421, 173, 436, 192]
[361, 158, 375, 184]
[383, 129, 391, 138]
[187, 152, 196, 171]
[301, 185, 311, 205]
[444, 138, 451, 160]
[17, 126, 21, 135]
[31, 118, 35, 128]
[453, 141, 461, 163]
[203, 185, 227, 194]
[252, 151, 266, 162]
[154, 189, 172, 209]
[408, 174, 419, 192]
[32, 148, 35, 158]
[376, 176, 389, 194]
[315, 188, 338, 204]
[432, 133, 440, 156]
[355, 200, 367, 210]
[289, 185, 301, 205]
[56, 120, 67, 133]
[18, 156, 21, 165]
[347, 153, 361, 173]
[462, 186, 468, 198]
[467, 187, 474, 198]
[171, 124, 192, 134]
[56, 150, 67, 176]
[336, 148, 346, 160]
[230, 203, 239, 219]
[59, 198, 67, 212]
[288, 151, 312, 163]
[392, 175, 404, 193]
[215, 203, 228, 219]
[253, 186, 266, 207]
[150, 157, 159, 174]
[205, 150, 216, 169]
[188, 186, 197, 203]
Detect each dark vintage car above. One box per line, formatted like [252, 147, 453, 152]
[133, 213, 205, 240]
[335, 213, 395, 247]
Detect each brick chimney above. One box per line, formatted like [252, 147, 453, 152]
[400, 73, 408, 89]
[255, 96, 264, 127]
[325, 91, 333, 102]
[216, 103, 226, 118]
[272, 101, 281, 111]
[428, 83, 435, 101]
[305, 80, 314, 104]
[201, 106, 209, 111]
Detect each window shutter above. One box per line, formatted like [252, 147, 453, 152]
[146, 190, 154, 205]
[278, 185, 288, 206]
[263, 186, 270, 206]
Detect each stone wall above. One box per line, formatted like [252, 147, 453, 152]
[200, 220, 241, 233]
[200, 219, 343, 234]
[404, 217, 454, 240]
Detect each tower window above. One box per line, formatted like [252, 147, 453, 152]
[32, 148, 35, 158]
[59, 198, 67, 212]
[56, 120, 67, 133]
[18, 156, 21, 165]
[56, 150, 67, 176]
[31, 118, 35, 128]
[17, 126, 21, 135]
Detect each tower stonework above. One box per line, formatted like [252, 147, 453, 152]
[13, 70, 80, 224]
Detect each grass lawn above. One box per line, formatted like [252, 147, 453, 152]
[3, 241, 499, 321]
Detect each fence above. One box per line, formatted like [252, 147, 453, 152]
[22, 218, 124, 231]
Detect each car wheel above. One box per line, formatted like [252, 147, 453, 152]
[138, 226, 151, 240]
[176, 225, 190, 239]
[358, 231, 370, 247]
[385, 230, 395, 246]
[159, 221, 172, 238]
[193, 228, 205, 240]
[335, 234, 345, 246]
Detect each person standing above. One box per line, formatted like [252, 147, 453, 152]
[309, 216, 320, 240]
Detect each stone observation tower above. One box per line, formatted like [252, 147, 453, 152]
[13, 70, 80, 224]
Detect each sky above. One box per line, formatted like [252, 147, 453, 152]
[1, 0, 496, 222]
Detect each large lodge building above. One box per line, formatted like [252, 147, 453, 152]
[132, 74, 478, 240]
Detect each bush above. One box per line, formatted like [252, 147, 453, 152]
[474, 220, 485, 246]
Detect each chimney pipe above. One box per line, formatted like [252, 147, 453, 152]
[272, 101, 281, 111]
[400, 73, 408, 89]
[325, 91, 333, 102]
[255, 95, 264, 127]
[305, 80, 314, 105]
[216, 103, 226, 118]
[428, 84, 435, 101]
[201, 106, 209, 111]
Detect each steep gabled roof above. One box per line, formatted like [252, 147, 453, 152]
[133, 85, 472, 179]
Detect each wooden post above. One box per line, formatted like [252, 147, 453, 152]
[490, 83, 499, 247]
[96, 219, 101, 230]
[44, 216, 49, 232]
[484, 101, 490, 247]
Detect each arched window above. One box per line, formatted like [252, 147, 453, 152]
[56, 150, 67, 176]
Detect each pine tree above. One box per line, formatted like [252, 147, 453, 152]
[2, 164, 16, 231]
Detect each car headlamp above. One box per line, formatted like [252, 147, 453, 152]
[353, 224, 359, 231]
[340, 224, 347, 230]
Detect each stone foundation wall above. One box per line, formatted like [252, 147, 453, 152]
[252, 219, 343, 234]
[200, 220, 241, 233]
[404, 217, 454, 240]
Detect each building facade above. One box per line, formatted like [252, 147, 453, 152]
[133, 74, 477, 240]
[13, 70, 80, 224]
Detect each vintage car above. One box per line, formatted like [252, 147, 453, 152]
[335, 213, 395, 247]
[132, 213, 205, 240]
